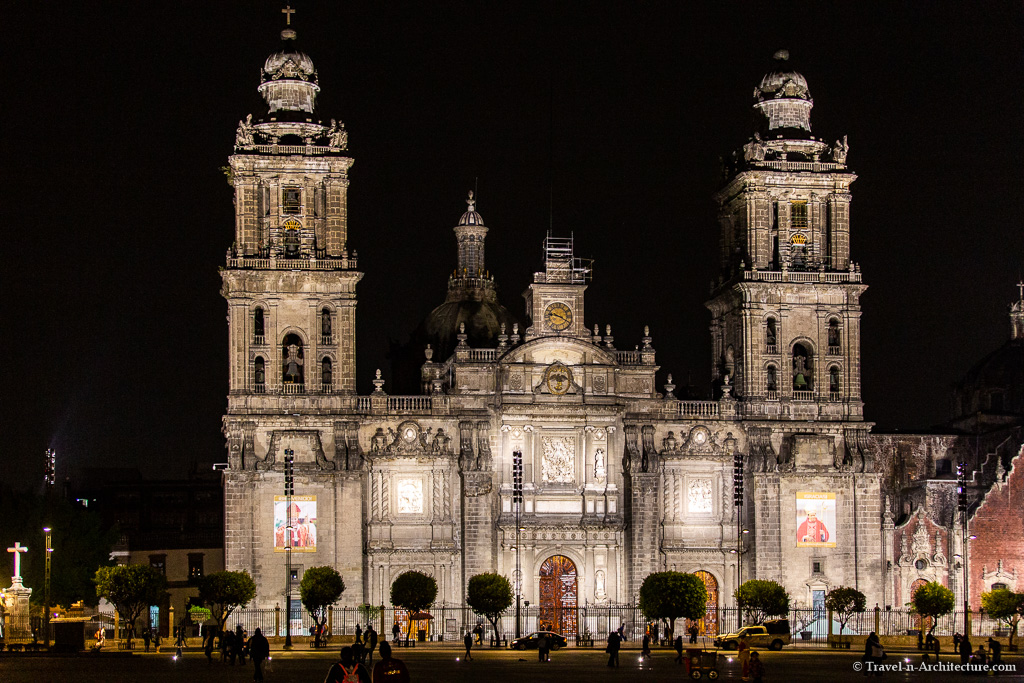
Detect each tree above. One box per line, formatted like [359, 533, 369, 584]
[390, 570, 437, 640]
[734, 579, 790, 625]
[639, 571, 708, 639]
[910, 581, 955, 638]
[824, 587, 866, 643]
[94, 564, 167, 645]
[982, 588, 1024, 649]
[300, 566, 345, 647]
[466, 573, 514, 642]
[198, 570, 257, 633]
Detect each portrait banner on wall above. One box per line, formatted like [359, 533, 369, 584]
[274, 495, 317, 552]
[796, 492, 836, 547]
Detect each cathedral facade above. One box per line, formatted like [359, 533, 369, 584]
[221, 32, 899, 627]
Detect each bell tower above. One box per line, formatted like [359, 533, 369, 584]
[523, 233, 593, 341]
[221, 21, 362, 403]
[706, 51, 866, 421]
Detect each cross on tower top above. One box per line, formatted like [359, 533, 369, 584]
[282, 5, 296, 26]
[1017, 280, 1023, 303]
[7, 542, 27, 582]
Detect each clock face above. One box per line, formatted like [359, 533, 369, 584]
[544, 302, 573, 331]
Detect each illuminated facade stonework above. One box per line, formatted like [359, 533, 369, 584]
[222, 37, 910, 616]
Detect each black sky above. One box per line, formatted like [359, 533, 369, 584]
[3, 2, 1023, 487]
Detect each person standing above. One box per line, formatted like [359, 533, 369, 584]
[324, 645, 371, 683]
[537, 632, 549, 662]
[959, 634, 972, 665]
[355, 624, 363, 645]
[142, 625, 152, 652]
[641, 632, 651, 659]
[366, 625, 378, 666]
[689, 624, 699, 644]
[153, 629, 162, 654]
[236, 624, 248, 665]
[674, 635, 683, 664]
[372, 641, 410, 683]
[606, 630, 620, 668]
[748, 651, 765, 683]
[463, 631, 474, 661]
[392, 621, 401, 643]
[248, 627, 270, 683]
[738, 636, 750, 681]
[988, 637, 1003, 665]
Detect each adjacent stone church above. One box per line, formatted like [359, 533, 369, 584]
[220, 25, 1021, 633]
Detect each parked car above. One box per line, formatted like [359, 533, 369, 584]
[713, 619, 791, 651]
[509, 631, 568, 650]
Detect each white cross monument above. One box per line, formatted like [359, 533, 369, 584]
[7, 542, 27, 586]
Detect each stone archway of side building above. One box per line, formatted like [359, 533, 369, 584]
[689, 570, 720, 637]
[909, 578, 929, 633]
[538, 555, 578, 637]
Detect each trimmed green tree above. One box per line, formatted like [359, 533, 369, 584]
[390, 570, 438, 641]
[94, 564, 167, 646]
[466, 573, 514, 642]
[824, 586, 866, 644]
[198, 570, 257, 633]
[734, 579, 790, 625]
[639, 571, 708, 639]
[300, 566, 345, 647]
[910, 581, 954, 639]
[981, 588, 1024, 649]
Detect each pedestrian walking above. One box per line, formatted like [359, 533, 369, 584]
[176, 625, 187, 649]
[324, 645, 371, 683]
[248, 627, 270, 683]
[236, 624, 248, 665]
[748, 651, 765, 683]
[988, 637, 1003, 665]
[606, 630, 621, 668]
[392, 621, 401, 642]
[689, 624, 699, 644]
[674, 635, 683, 664]
[738, 636, 750, 681]
[203, 627, 214, 666]
[959, 634, 972, 665]
[355, 623, 363, 645]
[463, 631, 474, 660]
[153, 629, 162, 654]
[641, 633, 651, 659]
[373, 641, 410, 683]
[537, 632, 549, 662]
[142, 625, 151, 652]
[366, 625, 378, 665]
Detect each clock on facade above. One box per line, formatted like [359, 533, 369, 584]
[544, 302, 573, 331]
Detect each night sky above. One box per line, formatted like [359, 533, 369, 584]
[4, 2, 1023, 488]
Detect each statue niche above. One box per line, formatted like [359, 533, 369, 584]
[282, 333, 304, 386]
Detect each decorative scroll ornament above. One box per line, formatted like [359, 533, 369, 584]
[369, 421, 452, 456]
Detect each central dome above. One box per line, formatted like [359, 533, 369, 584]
[752, 50, 813, 134]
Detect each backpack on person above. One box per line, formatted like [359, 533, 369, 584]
[339, 663, 361, 683]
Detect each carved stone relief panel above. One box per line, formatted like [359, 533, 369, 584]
[688, 477, 714, 514]
[396, 478, 423, 514]
[541, 436, 575, 484]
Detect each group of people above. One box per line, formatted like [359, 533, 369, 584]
[952, 632, 1003, 667]
[324, 641, 410, 683]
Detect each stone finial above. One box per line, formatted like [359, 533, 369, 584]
[497, 323, 509, 351]
[592, 324, 601, 343]
[456, 322, 469, 348]
[511, 323, 520, 345]
[642, 326, 653, 350]
[664, 373, 676, 400]
[372, 369, 386, 394]
[604, 325, 614, 348]
[424, 344, 434, 362]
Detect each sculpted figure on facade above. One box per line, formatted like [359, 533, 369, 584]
[833, 135, 849, 164]
[235, 114, 256, 148]
[541, 437, 575, 484]
[594, 448, 606, 482]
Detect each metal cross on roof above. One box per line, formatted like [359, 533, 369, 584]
[282, 5, 295, 26]
[7, 542, 27, 581]
[1017, 280, 1023, 302]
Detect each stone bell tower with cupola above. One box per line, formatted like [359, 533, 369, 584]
[706, 50, 866, 423]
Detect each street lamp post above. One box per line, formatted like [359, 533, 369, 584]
[512, 450, 523, 639]
[284, 449, 295, 649]
[43, 527, 52, 648]
[957, 462, 972, 635]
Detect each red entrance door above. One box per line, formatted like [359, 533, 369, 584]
[539, 555, 578, 637]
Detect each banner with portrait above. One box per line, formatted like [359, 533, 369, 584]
[795, 492, 836, 547]
[274, 495, 317, 552]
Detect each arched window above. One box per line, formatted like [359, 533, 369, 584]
[766, 365, 778, 394]
[766, 318, 777, 352]
[321, 307, 333, 344]
[282, 333, 304, 391]
[283, 219, 301, 258]
[253, 308, 265, 343]
[829, 366, 841, 395]
[321, 358, 333, 392]
[828, 319, 841, 353]
[992, 583, 1009, 591]
[253, 357, 266, 393]
[792, 342, 813, 392]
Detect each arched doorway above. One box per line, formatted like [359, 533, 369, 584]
[692, 570, 719, 636]
[539, 555, 577, 637]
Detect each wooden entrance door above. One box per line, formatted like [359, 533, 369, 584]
[539, 555, 578, 636]
[693, 570, 719, 636]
